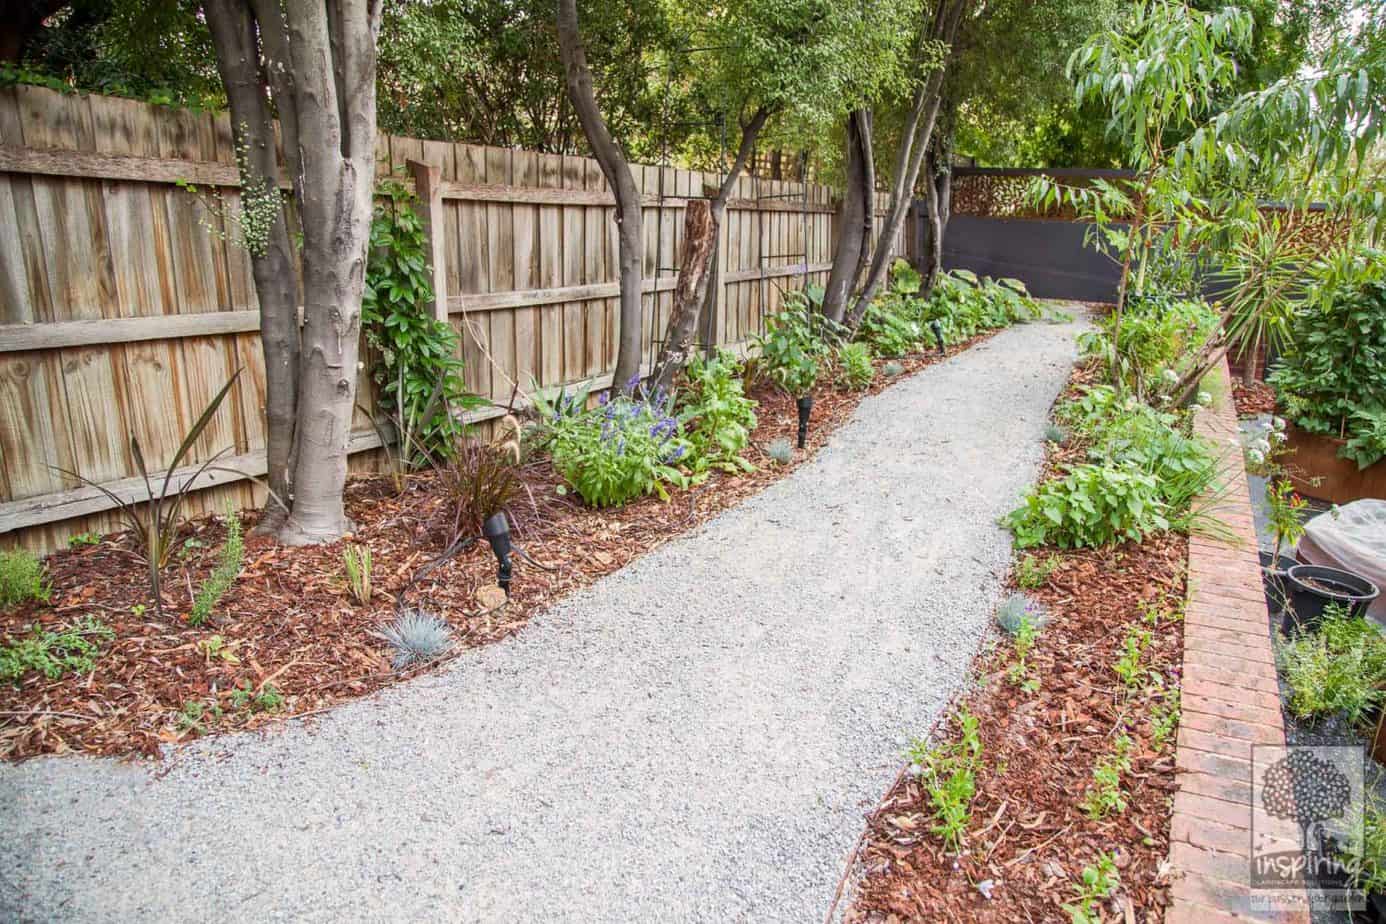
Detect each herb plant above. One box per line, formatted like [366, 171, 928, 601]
[904, 708, 983, 854]
[1015, 552, 1060, 589]
[1277, 604, 1386, 726]
[188, 507, 244, 627]
[0, 550, 50, 609]
[1064, 852, 1120, 924]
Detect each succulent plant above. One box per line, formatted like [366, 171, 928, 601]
[996, 592, 1048, 636]
[766, 436, 794, 465]
[376, 608, 453, 669]
[1043, 422, 1069, 446]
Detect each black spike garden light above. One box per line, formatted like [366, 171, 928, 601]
[482, 511, 513, 597]
[796, 395, 813, 449]
[929, 319, 946, 356]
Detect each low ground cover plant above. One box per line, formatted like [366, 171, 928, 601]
[1, 616, 113, 684]
[1008, 379, 1218, 550]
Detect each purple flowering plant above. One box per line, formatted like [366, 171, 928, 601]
[534, 376, 692, 507]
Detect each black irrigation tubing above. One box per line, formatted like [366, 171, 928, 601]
[393, 536, 477, 611]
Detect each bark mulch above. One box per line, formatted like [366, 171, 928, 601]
[1233, 380, 1277, 418]
[845, 363, 1190, 924]
[0, 336, 988, 762]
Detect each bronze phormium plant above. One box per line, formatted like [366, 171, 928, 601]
[57, 371, 259, 620]
[437, 439, 522, 543]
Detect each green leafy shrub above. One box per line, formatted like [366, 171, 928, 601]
[1080, 294, 1219, 397]
[1271, 273, 1386, 467]
[1343, 405, 1386, 470]
[0, 550, 50, 609]
[857, 300, 921, 358]
[0, 616, 113, 684]
[750, 302, 840, 397]
[188, 509, 244, 627]
[1005, 463, 1168, 549]
[541, 383, 690, 507]
[677, 350, 757, 473]
[362, 180, 485, 464]
[1277, 604, 1386, 725]
[835, 342, 875, 390]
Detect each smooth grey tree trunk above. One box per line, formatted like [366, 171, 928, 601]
[205, 0, 300, 534]
[204, 0, 383, 545]
[556, 0, 644, 389]
[822, 110, 874, 323]
[845, 0, 969, 328]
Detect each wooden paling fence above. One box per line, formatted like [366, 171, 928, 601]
[0, 85, 902, 553]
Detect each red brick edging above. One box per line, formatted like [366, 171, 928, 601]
[1166, 361, 1309, 923]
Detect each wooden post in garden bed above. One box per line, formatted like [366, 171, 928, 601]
[1166, 359, 1310, 924]
[406, 158, 450, 325]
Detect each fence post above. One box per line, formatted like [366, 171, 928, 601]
[406, 158, 449, 324]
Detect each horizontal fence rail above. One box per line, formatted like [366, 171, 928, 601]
[0, 85, 903, 552]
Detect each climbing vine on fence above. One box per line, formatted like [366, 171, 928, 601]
[362, 180, 485, 464]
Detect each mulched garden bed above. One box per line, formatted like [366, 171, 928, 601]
[1, 332, 998, 761]
[845, 361, 1191, 923]
[1233, 380, 1277, 418]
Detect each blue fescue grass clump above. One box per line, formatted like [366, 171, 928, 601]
[996, 592, 1048, 636]
[376, 608, 453, 669]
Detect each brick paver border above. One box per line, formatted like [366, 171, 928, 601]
[1166, 361, 1309, 923]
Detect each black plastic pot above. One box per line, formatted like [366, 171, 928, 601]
[796, 395, 813, 449]
[1369, 889, 1386, 923]
[1282, 563, 1379, 633]
[1259, 550, 1298, 617]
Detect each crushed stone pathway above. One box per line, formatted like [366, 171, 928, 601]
[1, 316, 1086, 923]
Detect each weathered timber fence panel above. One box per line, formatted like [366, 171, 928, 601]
[0, 86, 902, 552]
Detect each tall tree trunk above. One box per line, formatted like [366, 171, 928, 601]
[922, 144, 952, 290]
[205, 0, 300, 534]
[687, 109, 776, 376]
[556, 0, 643, 388]
[205, 0, 383, 546]
[650, 201, 716, 393]
[845, 0, 969, 328]
[823, 109, 875, 323]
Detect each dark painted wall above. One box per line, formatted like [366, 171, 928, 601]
[941, 215, 1121, 302]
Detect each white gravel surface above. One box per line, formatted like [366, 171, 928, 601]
[0, 316, 1084, 923]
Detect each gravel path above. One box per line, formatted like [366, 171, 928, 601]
[1, 317, 1085, 923]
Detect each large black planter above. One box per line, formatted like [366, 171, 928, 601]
[796, 395, 813, 449]
[1282, 563, 1380, 633]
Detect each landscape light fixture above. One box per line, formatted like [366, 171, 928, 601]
[796, 395, 813, 449]
[930, 320, 946, 355]
[482, 512, 513, 597]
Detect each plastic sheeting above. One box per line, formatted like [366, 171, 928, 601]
[1298, 499, 1386, 620]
